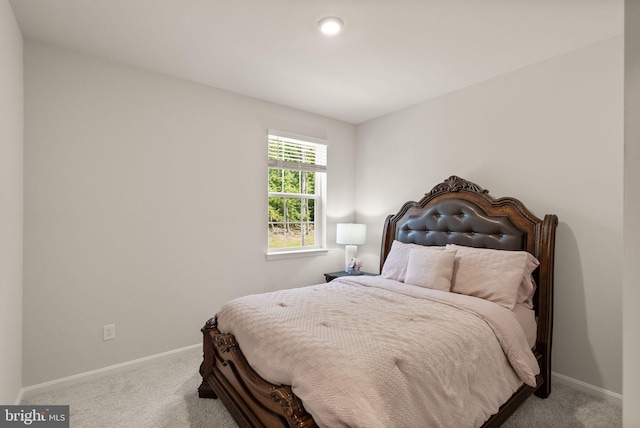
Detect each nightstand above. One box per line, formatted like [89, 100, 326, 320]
[324, 271, 377, 282]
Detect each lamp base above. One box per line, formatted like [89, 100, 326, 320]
[344, 245, 357, 273]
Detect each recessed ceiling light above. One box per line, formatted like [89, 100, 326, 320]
[318, 17, 344, 36]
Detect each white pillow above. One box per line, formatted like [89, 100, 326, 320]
[405, 247, 457, 292]
[380, 240, 422, 282]
[446, 244, 540, 310]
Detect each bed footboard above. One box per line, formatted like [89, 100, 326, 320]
[199, 318, 317, 428]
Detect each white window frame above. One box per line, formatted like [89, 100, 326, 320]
[267, 130, 328, 259]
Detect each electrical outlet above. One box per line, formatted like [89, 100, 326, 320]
[103, 324, 116, 341]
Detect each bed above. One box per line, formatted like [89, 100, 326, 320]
[198, 175, 558, 427]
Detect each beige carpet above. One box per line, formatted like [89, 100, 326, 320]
[22, 347, 621, 427]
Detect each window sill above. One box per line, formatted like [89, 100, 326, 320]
[266, 248, 329, 261]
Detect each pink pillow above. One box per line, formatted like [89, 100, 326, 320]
[380, 240, 423, 282]
[446, 244, 540, 310]
[519, 273, 537, 310]
[405, 247, 457, 292]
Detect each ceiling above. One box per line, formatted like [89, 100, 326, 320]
[9, 0, 623, 124]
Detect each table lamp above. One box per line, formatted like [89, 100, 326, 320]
[336, 223, 366, 273]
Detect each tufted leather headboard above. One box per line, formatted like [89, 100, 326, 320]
[379, 176, 558, 397]
[380, 176, 553, 268]
[394, 198, 525, 250]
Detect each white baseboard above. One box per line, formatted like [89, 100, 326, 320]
[18, 343, 200, 403]
[552, 371, 622, 407]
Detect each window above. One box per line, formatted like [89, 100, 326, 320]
[268, 131, 327, 254]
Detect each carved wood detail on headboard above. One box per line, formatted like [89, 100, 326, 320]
[428, 175, 489, 196]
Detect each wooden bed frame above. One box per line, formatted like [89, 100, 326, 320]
[199, 175, 558, 428]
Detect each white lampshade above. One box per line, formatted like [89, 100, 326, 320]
[336, 223, 366, 245]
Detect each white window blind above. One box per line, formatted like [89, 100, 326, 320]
[268, 133, 327, 173]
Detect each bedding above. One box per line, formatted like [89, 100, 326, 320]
[446, 244, 540, 310]
[381, 241, 540, 310]
[380, 240, 422, 282]
[512, 303, 537, 349]
[404, 246, 457, 291]
[216, 275, 539, 428]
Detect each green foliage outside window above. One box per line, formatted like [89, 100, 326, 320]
[268, 168, 316, 248]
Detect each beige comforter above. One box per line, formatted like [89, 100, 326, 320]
[216, 275, 539, 428]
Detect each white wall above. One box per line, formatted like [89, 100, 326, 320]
[356, 37, 623, 396]
[0, 0, 23, 405]
[23, 41, 357, 386]
[624, 0, 640, 424]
